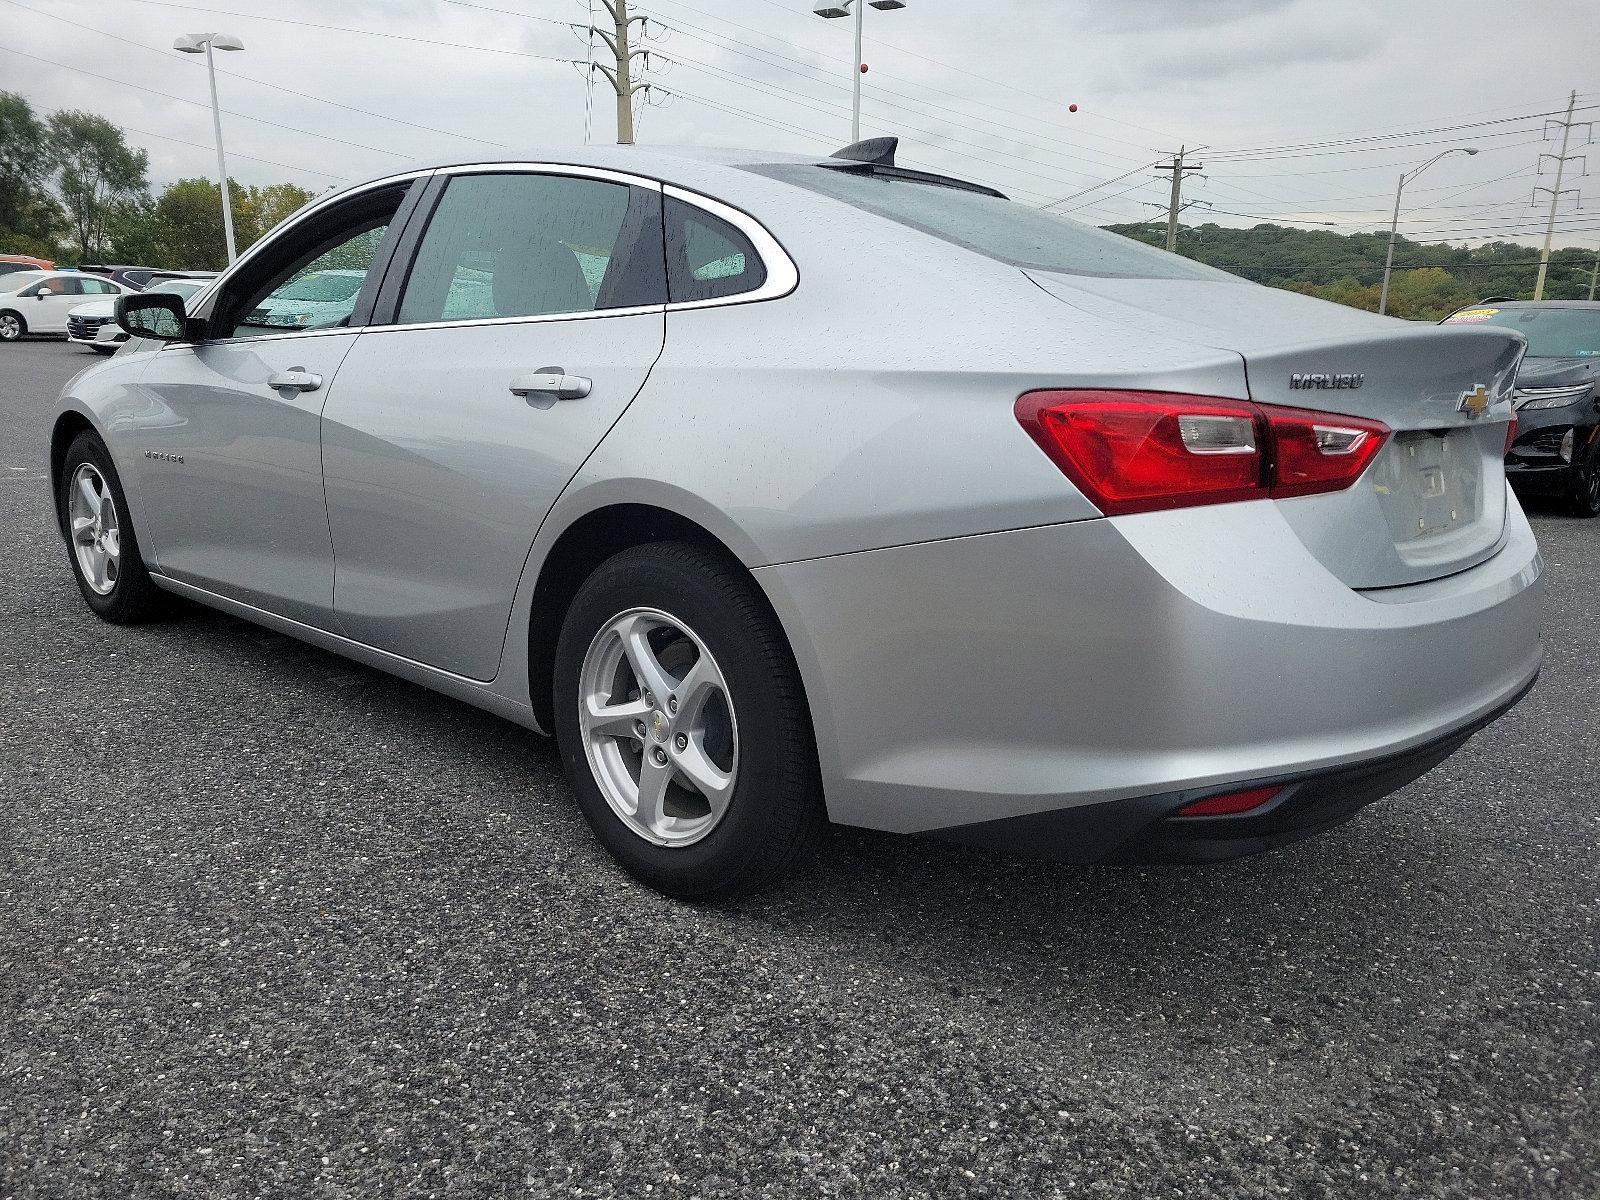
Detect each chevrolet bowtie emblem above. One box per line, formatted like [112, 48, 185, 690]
[1459, 384, 1491, 416]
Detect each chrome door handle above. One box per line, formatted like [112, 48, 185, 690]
[268, 368, 322, 393]
[510, 368, 592, 403]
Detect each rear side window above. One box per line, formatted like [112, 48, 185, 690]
[397, 173, 665, 325]
[751, 163, 1231, 281]
[665, 197, 766, 303]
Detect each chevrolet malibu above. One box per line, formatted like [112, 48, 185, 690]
[51, 140, 1542, 899]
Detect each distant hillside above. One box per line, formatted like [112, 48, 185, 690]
[1103, 222, 1598, 321]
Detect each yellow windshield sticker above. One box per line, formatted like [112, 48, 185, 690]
[1444, 308, 1499, 323]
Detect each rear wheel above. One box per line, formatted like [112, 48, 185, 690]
[552, 542, 823, 900]
[59, 431, 167, 623]
[0, 311, 24, 341]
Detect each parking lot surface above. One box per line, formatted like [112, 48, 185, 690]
[2, 338, 1597, 1198]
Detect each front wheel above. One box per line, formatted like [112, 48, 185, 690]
[1571, 447, 1600, 518]
[0, 311, 24, 341]
[59, 431, 168, 623]
[553, 542, 823, 900]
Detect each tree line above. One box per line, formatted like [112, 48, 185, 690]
[0, 91, 316, 270]
[1108, 221, 1598, 320]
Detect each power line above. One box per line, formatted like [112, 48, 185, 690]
[118, 122, 345, 182]
[2, 0, 507, 150]
[1208, 102, 1597, 160]
[0, 44, 413, 160]
[646, 19, 1148, 174]
[656, 53, 1105, 194]
[644, 0, 1173, 153]
[116, 0, 576, 65]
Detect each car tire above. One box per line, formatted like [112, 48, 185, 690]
[1570, 446, 1600, 518]
[59, 431, 168, 623]
[90, 344, 116, 356]
[552, 541, 823, 901]
[0, 310, 24, 341]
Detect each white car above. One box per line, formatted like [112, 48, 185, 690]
[0, 271, 133, 341]
[67, 277, 213, 354]
[243, 267, 367, 329]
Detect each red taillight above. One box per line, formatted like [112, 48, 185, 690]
[1504, 417, 1518, 455]
[1016, 390, 1391, 516]
[1174, 786, 1282, 817]
[1257, 403, 1389, 500]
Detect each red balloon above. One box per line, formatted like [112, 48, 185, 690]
[860, 63, 869, 73]
[1068, 103, 1078, 113]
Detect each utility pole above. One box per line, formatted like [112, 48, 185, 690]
[590, 0, 651, 144]
[1589, 250, 1599, 301]
[1532, 90, 1591, 300]
[1154, 147, 1202, 252]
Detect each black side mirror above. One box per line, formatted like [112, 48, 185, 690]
[115, 293, 189, 342]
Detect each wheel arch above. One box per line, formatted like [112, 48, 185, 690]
[49, 409, 98, 539]
[523, 501, 810, 740]
[0, 308, 27, 336]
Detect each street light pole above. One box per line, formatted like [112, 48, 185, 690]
[174, 32, 245, 264]
[1378, 146, 1477, 316]
[814, 1, 906, 142]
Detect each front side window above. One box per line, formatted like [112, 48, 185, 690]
[210, 183, 408, 339]
[665, 197, 766, 303]
[397, 172, 663, 326]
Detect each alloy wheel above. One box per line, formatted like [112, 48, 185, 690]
[67, 463, 121, 595]
[0, 314, 20, 341]
[578, 606, 739, 847]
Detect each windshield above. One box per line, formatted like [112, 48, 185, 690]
[4, 271, 45, 292]
[752, 164, 1231, 281]
[150, 279, 206, 299]
[1443, 306, 1600, 357]
[275, 272, 364, 302]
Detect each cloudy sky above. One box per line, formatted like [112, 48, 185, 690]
[3, 0, 1596, 249]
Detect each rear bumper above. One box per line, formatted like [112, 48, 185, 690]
[757, 490, 1543, 840]
[935, 669, 1536, 863]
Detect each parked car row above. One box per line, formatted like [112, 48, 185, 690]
[68, 276, 213, 354]
[0, 268, 216, 346]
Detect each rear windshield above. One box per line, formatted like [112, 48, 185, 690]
[1443, 306, 1600, 358]
[4, 271, 44, 291]
[751, 164, 1230, 281]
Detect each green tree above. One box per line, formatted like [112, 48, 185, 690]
[0, 91, 62, 256]
[149, 177, 318, 269]
[47, 109, 149, 261]
[242, 182, 315, 242]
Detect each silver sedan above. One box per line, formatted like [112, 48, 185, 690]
[50, 140, 1542, 898]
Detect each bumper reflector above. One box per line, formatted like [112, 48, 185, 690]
[1174, 786, 1283, 818]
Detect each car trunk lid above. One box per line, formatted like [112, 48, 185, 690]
[1025, 271, 1525, 588]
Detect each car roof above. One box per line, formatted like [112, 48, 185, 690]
[316, 144, 832, 211]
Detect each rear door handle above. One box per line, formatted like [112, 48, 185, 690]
[510, 368, 592, 404]
[268, 368, 322, 393]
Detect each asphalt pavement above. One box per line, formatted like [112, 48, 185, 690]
[2, 338, 1597, 1199]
